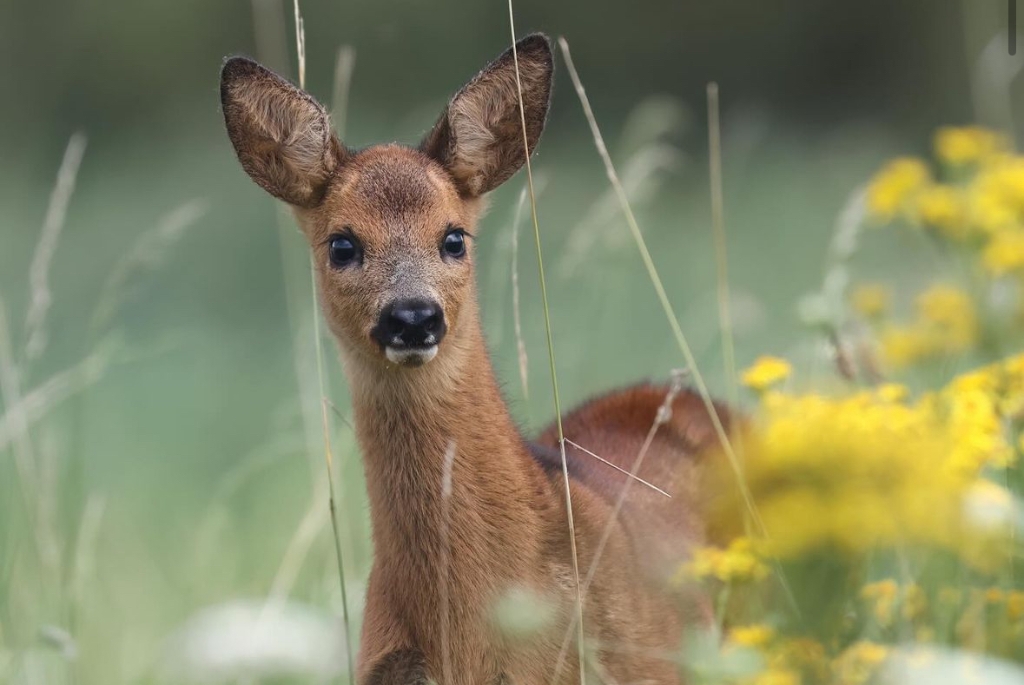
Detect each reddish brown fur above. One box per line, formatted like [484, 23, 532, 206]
[220, 34, 730, 685]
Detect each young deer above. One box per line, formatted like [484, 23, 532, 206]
[221, 34, 729, 685]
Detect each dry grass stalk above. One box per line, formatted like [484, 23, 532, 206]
[291, 5, 356, 673]
[707, 83, 738, 406]
[332, 46, 357, 139]
[264, 478, 330, 607]
[0, 297, 40, 503]
[0, 349, 108, 454]
[559, 145, 680, 278]
[439, 440, 457, 685]
[556, 36, 763, 537]
[69, 494, 106, 627]
[91, 200, 207, 333]
[250, 0, 290, 74]
[307, 141, 356, 685]
[563, 439, 671, 498]
[554, 373, 684, 680]
[511, 185, 530, 403]
[24, 132, 87, 362]
[292, 0, 306, 89]
[507, 6, 587, 683]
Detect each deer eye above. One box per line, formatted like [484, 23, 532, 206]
[442, 227, 467, 259]
[328, 233, 361, 268]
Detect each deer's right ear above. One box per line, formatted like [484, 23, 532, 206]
[220, 57, 345, 208]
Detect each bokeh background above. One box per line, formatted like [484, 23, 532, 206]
[1, 1, 1020, 683]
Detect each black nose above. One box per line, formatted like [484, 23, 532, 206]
[373, 299, 446, 349]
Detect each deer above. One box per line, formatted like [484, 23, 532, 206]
[220, 33, 731, 685]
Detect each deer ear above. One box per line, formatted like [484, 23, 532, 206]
[220, 57, 345, 208]
[421, 34, 553, 197]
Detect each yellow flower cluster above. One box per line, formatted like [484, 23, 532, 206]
[702, 124, 1024, 685]
[683, 537, 770, 584]
[728, 624, 776, 649]
[729, 634, 889, 685]
[935, 126, 1006, 166]
[831, 642, 889, 685]
[849, 283, 889, 319]
[983, 228, 1024, 275]
[946, 352, 1024, 417]
[860, 580, 927, 626]
[714, 356, 1021, 562]
[877, 283, 978, 369]
[860, 580, 899, 625]
[866, 126, 1024, 277]
[866, 158, 930, 221]
[749, 669, 800, 685]
[741, 356, 793, 392]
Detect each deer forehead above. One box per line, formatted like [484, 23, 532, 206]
[314, 146, 467, 246]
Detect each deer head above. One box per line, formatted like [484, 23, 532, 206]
[220, 35, 552, 369]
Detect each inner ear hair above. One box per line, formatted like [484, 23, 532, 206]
[221, 57, 346, 208]
[421, 34, 553, 197]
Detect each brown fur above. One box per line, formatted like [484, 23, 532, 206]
[220, 34, 729, 685]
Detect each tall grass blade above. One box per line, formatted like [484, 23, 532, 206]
[24, 132, 87, 363]
[311, 259, 356, 685]
[506, 8, 587, 685]
[292, 0, 306, 89]
[557, 37, 760, 535]
[706, 83, 738, 407]
[250, 0, 290, 74]
[332, 46, 356, 138]
[511, 185, 530, 404]
[558, 38, 803, 619]
[554, 375, 683, 674]
[90, 200, 208, 334]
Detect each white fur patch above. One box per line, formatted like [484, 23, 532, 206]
[385, 345, 439, 367]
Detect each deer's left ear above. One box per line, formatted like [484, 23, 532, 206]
[421, 34, 553, 197]
[221, 57, 345, 208]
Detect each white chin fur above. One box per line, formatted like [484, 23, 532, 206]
[385, 345, 439, 366]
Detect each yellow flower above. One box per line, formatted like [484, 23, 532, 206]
[982, 228, 1024, 276]
[728, 624, 776, 649]
[973, 156, 1024, 214]
[861, 580, 898, 600]
[876, 383, 909, 403]
[916, 184, 969, 240]
[742, 356, 792, 391]
[704, 355, 1023, 566]
[968, 188, 1018, 234]
[683, 537, 770, 584]
[850, 283, 889, 318]
[833, 641, 889, 685]
[879, 324, 935, 368]
[902, 583, 928, 621]
[772, 639, 828, 680]
[751, 668, 801, 685]
[935, 126, 1005, 166]
[879, 284, 979, 368]
[1006, 591, 1024, 620]
[984, 587, 1006, 604]
[966, 156, 1024, 235]
[916, 284, 975, 330]
[867, 158, 930, 221]
[861, 580, 898, 625]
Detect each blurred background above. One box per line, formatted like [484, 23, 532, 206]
[0, 1, 1020, 683]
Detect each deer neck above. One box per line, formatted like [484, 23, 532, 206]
[343, 307, 549, 619]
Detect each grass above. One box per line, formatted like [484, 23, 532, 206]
[0, 13, 951, 681]
[0, 119, 914, 685]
